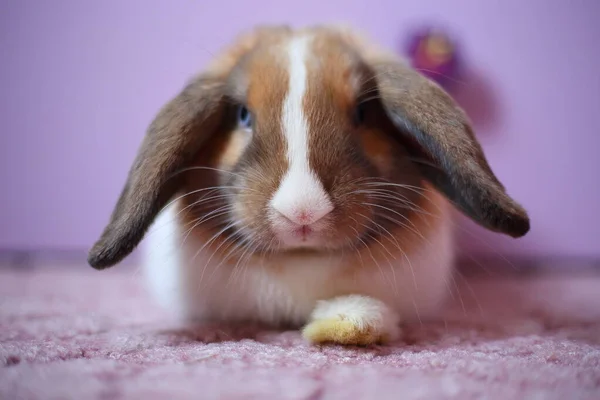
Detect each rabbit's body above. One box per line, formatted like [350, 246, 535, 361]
[89, 25, 529, 345]
[144, 189, 453, 331]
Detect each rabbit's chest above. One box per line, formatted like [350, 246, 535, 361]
[227, 254, 380, 325]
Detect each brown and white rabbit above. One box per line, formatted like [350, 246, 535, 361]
[88, 25, 529, 345]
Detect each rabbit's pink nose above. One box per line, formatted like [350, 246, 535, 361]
[274, 205, 333, 226]
[296, 210, 314, 225]
[270, 168, 335, 228]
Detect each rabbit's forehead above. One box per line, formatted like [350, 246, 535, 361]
[246, 32, 362, 107]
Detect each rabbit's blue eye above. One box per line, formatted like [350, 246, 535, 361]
[238, 105, 252, 129]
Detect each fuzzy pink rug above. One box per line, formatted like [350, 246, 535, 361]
[1, 265, 600, 400]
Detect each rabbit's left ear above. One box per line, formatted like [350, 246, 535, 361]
[88, 74, 226, 270]
[371, 59, 530, 238]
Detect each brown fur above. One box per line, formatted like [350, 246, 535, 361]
[88, 24, 529, 270]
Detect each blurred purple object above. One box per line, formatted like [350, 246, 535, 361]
[405, 27, 460, 90]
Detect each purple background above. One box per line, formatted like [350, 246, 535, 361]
[1, 1, 599, 261]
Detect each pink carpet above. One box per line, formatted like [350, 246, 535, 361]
[1, 265, 600, 400]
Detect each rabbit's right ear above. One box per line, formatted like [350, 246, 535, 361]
[368, 59, 530, 238]
[88, 74, 226, 269]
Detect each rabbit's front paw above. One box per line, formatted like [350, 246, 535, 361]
[302, 295, 400, 345]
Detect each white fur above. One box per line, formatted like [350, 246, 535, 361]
[141, 198, 455, 329]
[270, 35, 334, 230]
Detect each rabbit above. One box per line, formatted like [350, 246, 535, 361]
[87, 24, 530, 346]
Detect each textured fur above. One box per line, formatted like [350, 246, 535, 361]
[88, 24, 530, 345]
[142, 194, 453, 328]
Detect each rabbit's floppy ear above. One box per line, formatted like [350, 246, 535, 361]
[88, 74, 226, 269]
[371, 59, 529, 238]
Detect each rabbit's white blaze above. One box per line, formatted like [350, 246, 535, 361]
[270, 35, 334, 247]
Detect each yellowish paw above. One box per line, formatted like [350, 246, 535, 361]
[302, 295, 400, 346]
[302, 317, 390, 346]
